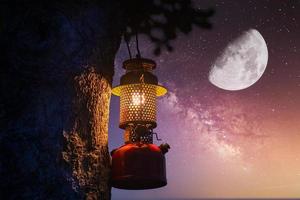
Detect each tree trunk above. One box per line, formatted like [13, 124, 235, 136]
[1, 1, 121, 199]
[62, 68, 112, 199]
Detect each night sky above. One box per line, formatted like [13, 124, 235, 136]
[109, 1, 300, 199]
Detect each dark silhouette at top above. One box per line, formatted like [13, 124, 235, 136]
[120, 0, 214, 55]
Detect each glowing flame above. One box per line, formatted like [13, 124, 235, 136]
[132, 92, 145, 106]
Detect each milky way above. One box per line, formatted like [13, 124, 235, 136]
[109, 1, 300, 199]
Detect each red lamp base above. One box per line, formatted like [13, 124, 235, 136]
[111, 143, 167, 190]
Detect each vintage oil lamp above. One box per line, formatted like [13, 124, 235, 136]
[111, 57, 170, 190]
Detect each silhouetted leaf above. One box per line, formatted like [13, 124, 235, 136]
[154, 47, 161, 55]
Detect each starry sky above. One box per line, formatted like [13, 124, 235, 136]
[109, 1, 300, 199]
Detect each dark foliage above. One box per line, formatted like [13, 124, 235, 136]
[0, 0, 214, 55]
[120, 0, 214, 55]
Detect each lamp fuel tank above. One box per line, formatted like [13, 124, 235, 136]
[111, 143, 169, 190]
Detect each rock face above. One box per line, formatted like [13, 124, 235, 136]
[0, 1, 121, 199]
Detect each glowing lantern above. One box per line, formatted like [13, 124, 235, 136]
[111, 58, 170, 190]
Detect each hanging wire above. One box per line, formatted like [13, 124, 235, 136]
[124, 33, 132, 59]
[124, 30, 141, 59]
[135, 30, 141, 58]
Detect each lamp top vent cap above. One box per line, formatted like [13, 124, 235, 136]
[123, 58, 156, 71]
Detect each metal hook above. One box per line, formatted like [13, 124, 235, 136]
[152, 132, 162, 141]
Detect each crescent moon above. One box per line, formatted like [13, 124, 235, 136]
[209, 29, 268, 91]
